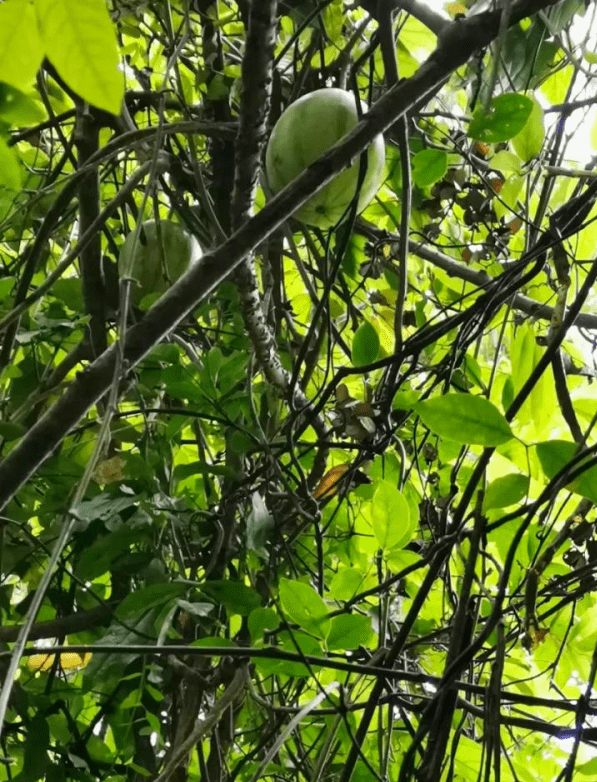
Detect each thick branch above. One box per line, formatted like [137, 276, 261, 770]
[0, 603, 115, 643]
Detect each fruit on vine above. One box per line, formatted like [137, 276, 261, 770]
[265, 88, 385, 228]
[118, 220, 202, 306]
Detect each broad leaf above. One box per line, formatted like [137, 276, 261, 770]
[115, 582, 186, 619]
[469, 93, 533, 143]
[36, 0, 123, 114]
[75, 524, 142, 580]
[248, 607, 278, 640]
[329, 567, 372, 601]
[490, 150, 522, 173]
[255, 631, 323, 677]
[510, 324, 555, 435]
[0, 83, 46, 127]
[327, 614, 374, 650]
[279, 578, 330, 639]
[536, 440, 597, 504]
[201, 580, 262, 616]
[511, 96, 545, 162]
[484, 473, 529, 510]
[415, 394, 513, 446]
[370, 481, 413, 551]
[412, 149, 447, 187]
[0, 0, 43, 90]
[352, 321, 380, 366]
[0, 135, 21, 189]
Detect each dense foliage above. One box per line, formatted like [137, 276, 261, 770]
[1, 1, 597, 781]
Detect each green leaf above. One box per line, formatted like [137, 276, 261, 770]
[86, 734, 114, 765]
[490, 150, 522, 173]
[371, 481, 413, 551]
[0, 0, 44, 90]
[190, 636, 238, 649]
[0, 135, 21, 189]
[484, 473, 529, 510]
[392, 390, 420, 410]
[0, 83, 46, 127]
[510, 324, 554, 435]
[411, 149, 447, 188]
[0, 420, 26, 441]
[230, 430, 254, 454]
[502, 21, 559, 91]
[415, 393, 513, 446]
[176, 600, 213, 618]
[248, 607, 278, 641]
[352, 321, 380, 366]
[279, 578, 330, 639]
[511, 96, 545, 162]
[536, 440, 597, 504]
[0, 277, 15, 301]
[36, 0, 123, 114]
[115, 583, 186, 619]
[329, 567, 371, 601]
[201, 580, 262, 616]
[576, 757, 597, 777]
[468, 93, 533, 143]
[52, 277, 83, 311]
[327, 614, 374, 650]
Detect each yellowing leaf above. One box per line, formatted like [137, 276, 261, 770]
[27, 651, 92, 672]
[92, 456, 126, 485]
[313, 463, 350, 501]
[540, 64, 573, 106]
[493, 175, 524, 220]
[446, 3, 467, 16]
[530, 626, 549, 648]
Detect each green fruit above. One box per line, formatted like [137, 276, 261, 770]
[265, 87, 385, 228]
[118, 220, 202, 306]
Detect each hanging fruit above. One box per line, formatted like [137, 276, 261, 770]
[118, 220, 202, 307]
[265, 88, 386, 228]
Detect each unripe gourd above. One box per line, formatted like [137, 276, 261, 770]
[118, 220, 202, 307]
[265, 88, 385, 228]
